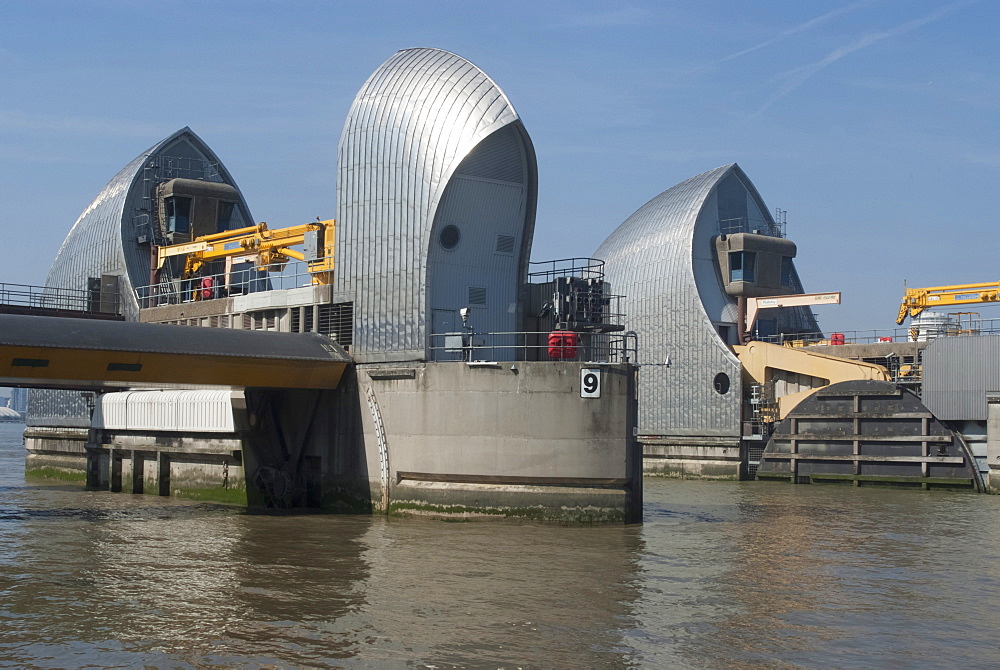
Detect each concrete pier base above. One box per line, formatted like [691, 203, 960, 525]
[23, 360, 642, 523]
[641, 437, 742, 480]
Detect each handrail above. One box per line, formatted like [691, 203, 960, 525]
[0, 282, 121, 315]
[427, 329, 638, 364]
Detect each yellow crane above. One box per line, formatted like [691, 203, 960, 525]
[896, 281, 1000, 324]
[155, 219, 336, 290]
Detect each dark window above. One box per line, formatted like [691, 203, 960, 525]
[440, 225, 461, 250]
[166, 196, 191, 234]
[717, 324, 731, 343]
[107, 363, 142, 372]
[217, 201, 235, 232]
[717, 174, 749, 234]
[780, 256, 794, 286]
[729, 251, 756, 282]
[12, 358, 48, 368]
[713, 372, 731, 395]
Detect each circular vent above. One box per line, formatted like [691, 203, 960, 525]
[713, 372, 730, 395]
[440, 225, 461, 250]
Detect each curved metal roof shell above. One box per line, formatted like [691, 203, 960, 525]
[45, 127, 254, 320]
[335, 48, 538, 361]
[34, 128, 254, 426]
[595, 164, 814, 438]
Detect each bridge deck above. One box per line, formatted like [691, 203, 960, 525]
[0, 314, 351, 390]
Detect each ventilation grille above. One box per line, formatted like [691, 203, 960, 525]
[318, 302, 353, 346]
[496, 235, 516, 254]
[468, 287, 487, 305]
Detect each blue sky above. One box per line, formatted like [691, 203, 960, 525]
[1, 0, 996, 332]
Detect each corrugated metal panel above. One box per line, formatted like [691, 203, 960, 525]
[335, 48, 537, 361]
[93, 390, 237, 432]
[130, 392, 174, 429]
[91, 391, 132, 429]
[455, 124, 525, 183]
[28, 128, 254, 427]
[593, 164, 817, 438]
[923, 334, 1000, 421]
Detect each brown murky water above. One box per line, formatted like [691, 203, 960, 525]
[2, 422, 999, 668]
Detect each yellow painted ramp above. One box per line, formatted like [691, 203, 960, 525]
[0, 314, 350, 391]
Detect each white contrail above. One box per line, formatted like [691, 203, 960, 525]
[748, 0, 976, 120]
[715, 0, 880, 64]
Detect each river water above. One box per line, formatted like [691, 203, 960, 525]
[1, 422, 999, 669]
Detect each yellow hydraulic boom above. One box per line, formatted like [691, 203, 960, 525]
[896, 281, 1000, 324]
[156, 219, 336, 286]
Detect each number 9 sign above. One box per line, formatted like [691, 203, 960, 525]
[581, 368, 601, 398]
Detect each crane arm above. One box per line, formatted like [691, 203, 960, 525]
[896, 282, 1000, 324]
[154, 219, 336, 286]
[744, 292, 841, 336]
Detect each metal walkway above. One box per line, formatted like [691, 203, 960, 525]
[0, 314, 350, 391]
[0, 281, 124, 321]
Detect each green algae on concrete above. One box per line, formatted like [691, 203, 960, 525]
[387, 500, 627, 524]
[172, 485, 248, 506]
[25, 466, 87, 483]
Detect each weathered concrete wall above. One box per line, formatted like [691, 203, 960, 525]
[25, 425, 247, 501]
[354, 361, 641, 523]
[24, 426, 90, 474]
[23, 361, 641, 523]
[641, 437, 742, 480]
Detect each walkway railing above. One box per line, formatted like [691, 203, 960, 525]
[135, 257, 332, 308]
[757, 318, 1000, 346]
[528, 258, 605, 283]
[428, 330, 638, 363]
[0, 282, 120, 315]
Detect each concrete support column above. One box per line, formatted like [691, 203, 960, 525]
[85, 447, 102, 490]
[158, 452, 171, 497]
[109, 448, 122, 493]
[986, 393, 1000, 493]
[131, 450, 144, 494]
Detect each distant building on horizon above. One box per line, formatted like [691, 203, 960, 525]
[10, 388, 28, 416]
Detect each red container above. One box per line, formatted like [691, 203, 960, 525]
[548, 331, 579, 359]
[199, 276, 214, 300]
[830, 332, 845, 345]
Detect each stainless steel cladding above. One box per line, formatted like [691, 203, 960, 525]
[923, 334, 1000, 421]
[593, 164, 818, 439]
[44, 127, 253, 318]
[30, 127, 254, 427]
[335, 48, 538, 362]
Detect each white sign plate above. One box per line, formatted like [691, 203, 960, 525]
[581, 368, 601, 398]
